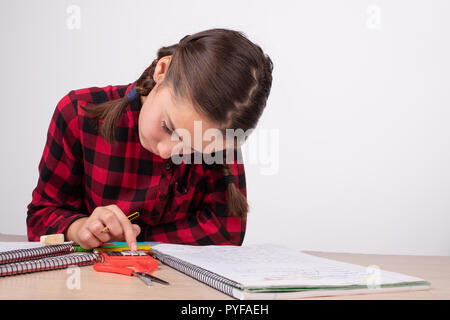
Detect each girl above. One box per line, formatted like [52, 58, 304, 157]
[27, 28, 273, 249]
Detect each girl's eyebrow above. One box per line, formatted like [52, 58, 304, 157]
[163, 108, 177, 133]
[166, 113, 177, 133]
[166, 112, 183, 141]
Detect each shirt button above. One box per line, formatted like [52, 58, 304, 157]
[165, 162, 172, 170]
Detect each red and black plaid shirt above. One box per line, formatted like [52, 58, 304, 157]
[27, 82, 247, 245]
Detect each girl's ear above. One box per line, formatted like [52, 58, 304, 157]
[153, 56, 173, 83]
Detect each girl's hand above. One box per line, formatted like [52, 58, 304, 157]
[65, 205, 141, 250]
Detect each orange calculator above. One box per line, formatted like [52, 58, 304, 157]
[93, 250, 168, 286]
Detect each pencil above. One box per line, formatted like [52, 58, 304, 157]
[100, 211, 140, 234]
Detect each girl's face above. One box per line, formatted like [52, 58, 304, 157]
[138, 56, 226, 159]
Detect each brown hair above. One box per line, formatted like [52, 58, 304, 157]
[81, 28, 274, 218]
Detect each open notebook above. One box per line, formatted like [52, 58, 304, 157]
[150, 244, 431, 300]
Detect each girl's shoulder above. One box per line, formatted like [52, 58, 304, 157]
[53, 82, 131, 124]
[54, 82, 131, 115]
[66, 82, 131, 111]
[50, 83, 132, 145]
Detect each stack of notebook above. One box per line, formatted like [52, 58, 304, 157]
[0, 241, 100, 276]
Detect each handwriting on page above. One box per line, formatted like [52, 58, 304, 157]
[154, 244, 422, 288]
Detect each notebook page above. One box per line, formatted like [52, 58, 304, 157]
[0, 241, 73, 252]
[0, 242, 42, 252]
[152, 244, 427, 289]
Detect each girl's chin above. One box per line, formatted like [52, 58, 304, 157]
[148, 145, 158, 155]
[138, 135, 157, 155]
[141, 139, 157, 155]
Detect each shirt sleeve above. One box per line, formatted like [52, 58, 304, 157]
[26, 91, 88, 241]
[141, 157, 248, 246]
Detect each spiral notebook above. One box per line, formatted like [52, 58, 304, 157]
[150, 244, 431, 300]
[0, 241, 100, 277]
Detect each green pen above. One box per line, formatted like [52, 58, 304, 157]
[73, 245, 93, 252]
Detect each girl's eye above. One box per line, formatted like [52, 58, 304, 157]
[161, 120, 172, 134]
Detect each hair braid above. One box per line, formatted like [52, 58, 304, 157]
[220, 151, 249, 218]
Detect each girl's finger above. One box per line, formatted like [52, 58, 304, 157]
[77, 227, 101, 249]
[87, 219, 111, 243]
[107, 205, 138, 251]
[98, 208, 124, 239]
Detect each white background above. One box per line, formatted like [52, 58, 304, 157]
[1, 0, 449, 256]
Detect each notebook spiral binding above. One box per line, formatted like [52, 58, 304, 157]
[0, 242, 75, 265]
[152, 250, 242, 298]
[0, 242, 102, 277]
[0, 252, 101, 277]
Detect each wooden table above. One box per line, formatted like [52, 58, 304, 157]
[0, 234, 448, 299]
